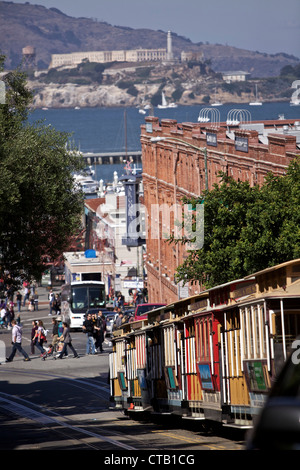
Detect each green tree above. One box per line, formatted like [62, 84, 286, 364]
[0, 58, 84, 283]
[173, 159, 300, 288]
[240, 159, 300, 272]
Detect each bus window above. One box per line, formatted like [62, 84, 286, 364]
[72, 287, 88, 311]
[71, 285, 105, 311]
[89, 286, 105, 307]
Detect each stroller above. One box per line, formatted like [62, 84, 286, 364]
[41, 338, 64, 360]
[41, 344, 55, 360]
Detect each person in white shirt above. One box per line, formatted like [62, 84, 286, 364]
[48, 290, 55, 315]
[23, 286, 29, 306]
[6, 320, 31, 362]
[1, 307, 6, 327]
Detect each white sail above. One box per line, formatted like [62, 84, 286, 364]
[157, 91, 177, 109]
[249, 84, 262, 105]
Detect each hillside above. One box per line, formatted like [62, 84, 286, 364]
[0, 1, 299, 77]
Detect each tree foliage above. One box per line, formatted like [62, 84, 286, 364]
[174, 161, 300, 289]
[0, 58, 84, 282]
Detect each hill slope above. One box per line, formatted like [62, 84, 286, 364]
[0, 1, 299, 77]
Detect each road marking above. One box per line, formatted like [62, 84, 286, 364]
[151, 429, 228, 450]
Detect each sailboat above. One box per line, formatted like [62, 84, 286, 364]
[249, 84, 262, 105]
[211, 100, 223, 107]
[157, 91, 177, 109]
[211, 86, 222, 106]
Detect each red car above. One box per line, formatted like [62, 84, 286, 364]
[134, 303, 166, 321]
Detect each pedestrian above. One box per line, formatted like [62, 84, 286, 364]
[7, 297, 15, 320]
[57, 316, 64, 337]
[56, 316, 67, 357]
[94, 310, 106, 352]
[5, 305, 12, 329]
[0, 305, 7, 328]
[114, 311, 123, 329]
[48, 289, 55, 315]
[82, 313, 95, 355]
[33, 292, 39, 311]
[53, 294, 61, 315]
[6, 319, 30, 362]
[32, 320, 46, 355]
[57, 322, 79, 359]
[91, 312, 97, 342]
[31, 320, 38, 354]
[51, 317, 59, 352]
[28, 296, 34, 311]
[23, 285, 29, 307]
[16, 291, 22, 312]
[117, 292, 124, 309]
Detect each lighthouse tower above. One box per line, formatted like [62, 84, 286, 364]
[166, 31, 173, 62]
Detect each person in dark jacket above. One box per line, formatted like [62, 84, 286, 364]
[30, 320, 38, 354]
[82, 313, 95, 355]
[94, 310, 106, 353]
[51, 317, 59, 352]
[52, 294, 61, 315]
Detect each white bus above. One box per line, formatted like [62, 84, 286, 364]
[61, 281, 106, 329]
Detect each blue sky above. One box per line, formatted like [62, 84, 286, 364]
[15, 0, 300, 58]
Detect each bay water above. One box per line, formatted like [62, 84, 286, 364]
[28, 103, 300, 184]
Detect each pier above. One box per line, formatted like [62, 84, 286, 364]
[81, 150, 142, 165]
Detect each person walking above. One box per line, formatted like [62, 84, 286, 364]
[32, 320, 47, 355]
[6, 319, 30, 362]
[94, 310, 106, 353]
[48, 290, 55, 315]
[82, 313, 95, 355]
[53, 294, 61, 316]
[57, 315, 68, 357]
[23, 285, 29, 307]
[57, 322, 79, 359]
[30, 320, 38, 354]
[51, 317, 59, 352]
[5, 304, 13, 329]
[1, 305, 7, 328]
[16, 291, 22, 312]
[33, 292, 39, 311]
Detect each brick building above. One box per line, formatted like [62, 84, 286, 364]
[141, 114, 299, 304]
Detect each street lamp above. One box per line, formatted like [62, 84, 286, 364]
[150, 136, 208, 191]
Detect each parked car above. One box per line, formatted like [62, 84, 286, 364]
[246, 344, 300, 450]
[134, 303, 166, 321]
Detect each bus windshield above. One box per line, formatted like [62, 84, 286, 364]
[71, 285, 105, 312]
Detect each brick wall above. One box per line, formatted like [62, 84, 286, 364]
[141, 116, 298, 304]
